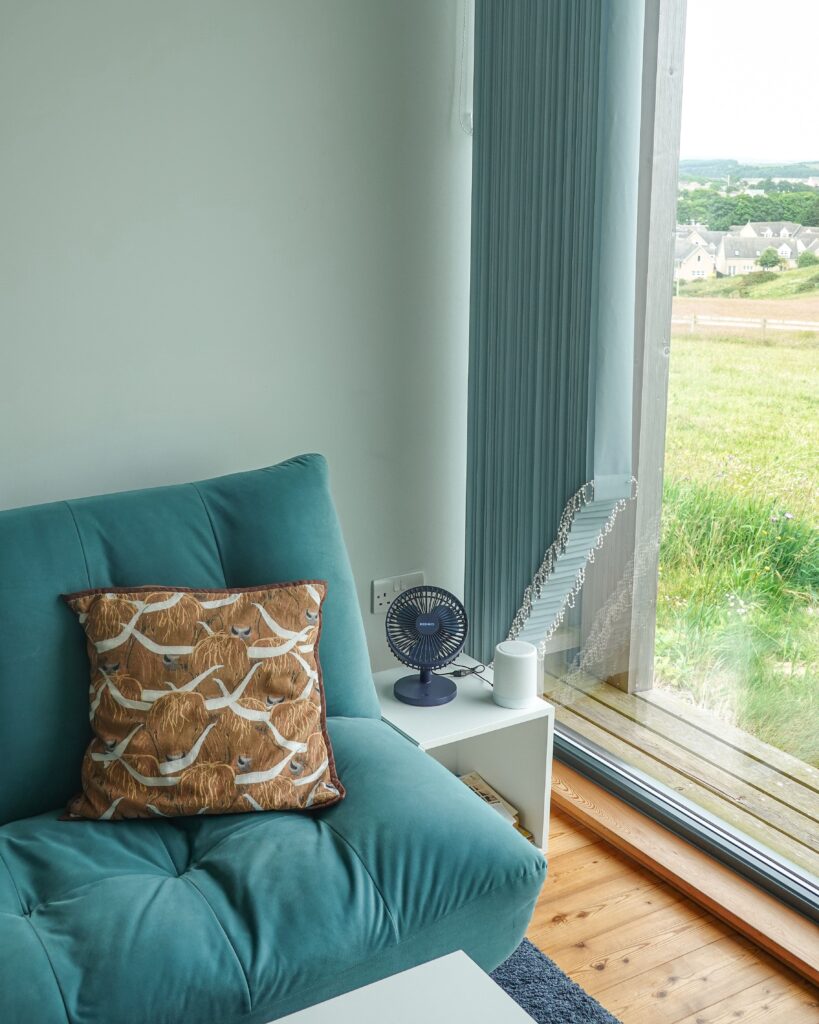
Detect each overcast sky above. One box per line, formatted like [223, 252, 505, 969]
[679, 0, 819, 163]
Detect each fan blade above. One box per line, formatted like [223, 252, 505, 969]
[394, 602, 421, 627]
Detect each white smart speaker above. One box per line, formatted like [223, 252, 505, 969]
[492, 640, 539, 709]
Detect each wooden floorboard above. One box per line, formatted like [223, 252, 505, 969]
[538, 840, 637, 897]
[546, 817, 599, 857]
[551, 763, 819, 985]
[672, 974, 819, 1024]
[528, 809, 819, 1024]
[528, 875, 685, 951]
[556, 907, 729, 990]
[599, 935, 775, 1024]
[543, 673, 819, 878]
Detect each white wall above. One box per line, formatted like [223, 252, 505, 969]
[0, 0, 472, 667]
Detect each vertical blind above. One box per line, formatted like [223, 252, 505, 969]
[465, 0, 604, 663]
[465, 0, 645, 663]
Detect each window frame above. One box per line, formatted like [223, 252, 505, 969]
[558, 0, 819, 919]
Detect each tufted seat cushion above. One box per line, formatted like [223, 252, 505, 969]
[0, 718, 546, 1024]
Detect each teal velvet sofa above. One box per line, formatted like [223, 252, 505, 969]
[0, 454, 546, 1023]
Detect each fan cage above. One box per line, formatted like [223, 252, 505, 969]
[385, 585, 468, 671]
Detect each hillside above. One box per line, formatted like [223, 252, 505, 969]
[678, 266, 819, 300]
[680, 158, 819, 181]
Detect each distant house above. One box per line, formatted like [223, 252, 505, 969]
[794, 229, 819, 259]
[687, 228, 725, 253]
[716, 235, 801, 275]
[673, 225, 723, 280]
[674, 237, 716, 281]
[729, 221, 800, 239]
[675, 222, 707, 238]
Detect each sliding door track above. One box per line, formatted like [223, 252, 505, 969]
[555, 724, 819, 922]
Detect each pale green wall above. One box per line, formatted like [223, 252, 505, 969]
[0, 0, 472, 666]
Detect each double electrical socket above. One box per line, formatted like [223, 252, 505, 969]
[371, 571, 425, 614]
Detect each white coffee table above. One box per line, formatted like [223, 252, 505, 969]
[274, 951, 534, 1022]
[373, 656, 554, 849]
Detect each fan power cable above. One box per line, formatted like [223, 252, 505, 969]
[439, 661, 493, 686]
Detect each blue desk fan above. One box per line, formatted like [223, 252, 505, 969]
[385, 585, 468, 706]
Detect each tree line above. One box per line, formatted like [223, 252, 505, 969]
[677, 189, 819, 231]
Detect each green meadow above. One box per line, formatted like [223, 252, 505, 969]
[677, 265, 819, 300]
[656, 330, 819, 766]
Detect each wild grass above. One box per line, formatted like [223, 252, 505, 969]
[656, 332, 819, 765]
[678, 264, 819, 300]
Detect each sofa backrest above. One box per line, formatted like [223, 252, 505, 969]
[0, 453, 378, 824]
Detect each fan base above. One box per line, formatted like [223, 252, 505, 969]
[394, 673, 456, 707]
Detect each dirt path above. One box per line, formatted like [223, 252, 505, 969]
[673, 295, 819, 321]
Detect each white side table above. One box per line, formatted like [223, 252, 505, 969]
[373, 656, 554, 850]
[275, 950, 534, 1023]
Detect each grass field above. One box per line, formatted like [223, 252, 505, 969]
[678, 264, 819, 300]
[656, 329, 819, 766]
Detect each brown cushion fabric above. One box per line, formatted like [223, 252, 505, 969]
[62, 582, 343, 820]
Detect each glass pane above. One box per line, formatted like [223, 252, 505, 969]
[542, 0, 819, 886]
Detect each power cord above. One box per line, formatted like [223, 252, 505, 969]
[439, 661, 493, 686]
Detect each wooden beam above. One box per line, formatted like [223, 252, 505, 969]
[543, 676, 819, 876]
[551, 761, 819, 986]
[628, 0, 688, 693]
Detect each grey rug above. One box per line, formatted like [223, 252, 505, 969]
[491, 939, 623, 1024]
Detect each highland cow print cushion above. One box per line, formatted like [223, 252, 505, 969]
[62, 582, 343, 820]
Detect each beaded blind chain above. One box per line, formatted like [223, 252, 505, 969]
[507, 477, 639, 658]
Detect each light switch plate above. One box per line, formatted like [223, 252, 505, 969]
[371, 572, 425, 614]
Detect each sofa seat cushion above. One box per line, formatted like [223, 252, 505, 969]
[0, 719, 546, 1024]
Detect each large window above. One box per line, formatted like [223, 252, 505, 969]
[463, 0, 816, 912]
[540, 0, 818, 908]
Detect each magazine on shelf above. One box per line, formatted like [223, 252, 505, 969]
[458, 771, 535, 843]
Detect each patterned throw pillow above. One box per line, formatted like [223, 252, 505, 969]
[62, 582, 343, 820]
